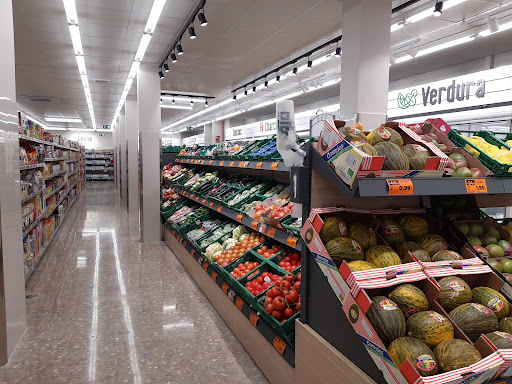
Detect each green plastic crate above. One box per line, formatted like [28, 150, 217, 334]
[281, 217, 302, 237]
[270, 250, 301, 274]
[250, 240, 287, 262]
[235, 261, 286, 305]
[448, 129, 511, 176]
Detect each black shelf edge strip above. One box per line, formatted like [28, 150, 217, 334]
[175, 158, 289, 172]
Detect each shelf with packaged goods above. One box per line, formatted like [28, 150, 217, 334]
[21, 189, 43, 204]
[45, 181, 77, 218]
[66, 159, 79, 163]
[163, 221, 295, 367]
[175, 157, 289, 172]
[44, 182, 66, 200]
[20, 163, 45, 170]
[45, 157, 66, 162]
[22, 215, 43, 238]
[19, 134, 80, 152]
[25, 192, 79, 283]
[310, 146, 510, 199]
[44, 170, 67, 181]
[168, 184, 301, 251]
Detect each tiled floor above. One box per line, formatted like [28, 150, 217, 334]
[0, 183, 268, 384]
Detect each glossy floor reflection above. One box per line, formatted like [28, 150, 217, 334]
[0, 183, 269, 384]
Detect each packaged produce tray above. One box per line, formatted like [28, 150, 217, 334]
[280, 217, 302, 236]
[234, 194, 268, 215]
[448, 129, 512, 177]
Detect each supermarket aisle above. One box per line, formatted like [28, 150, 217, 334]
[0, 183, 268, 384]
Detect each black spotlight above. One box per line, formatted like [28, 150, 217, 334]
[163, 63, 170, 72]
[252, 85, 256, 93]
[433, 1, 443, 16]
[307, 60, 313, 69]
[276, 75, 280, 83]
[177, 43, 184, 55]
[335, 47, 341, 57]
[170, 52, 177, 62]
[158, 71, 164, 79]
[264, 80, 268, 88]
[292, 67, 298, 76]
[233, 94, 236, 100]
[198, 12, 207, 26]
[188, 26, 196, 39]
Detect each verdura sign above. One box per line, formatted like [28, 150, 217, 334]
[398, 79, 485, 109]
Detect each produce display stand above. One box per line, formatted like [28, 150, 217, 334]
[19, 134, 83, 283]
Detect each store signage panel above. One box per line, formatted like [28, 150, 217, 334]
[388, 65, 512, 118]
[226, 116, 310, 141]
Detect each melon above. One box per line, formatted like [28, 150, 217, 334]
[347, 260, 377, 272]
[434, 339, 482, 372]
[389, 284, 429, 318]
[431, 250, 463, 262]
[350, 140, 378, 157]
[319, 217, 348, 243]
[401, 144, 429, 170]
[366, 296, 406, 346]
[374, 142, 409, 170]
[398, 215, 429, 240]
[349, 223, 377, 250]
[407, 311, 454, 348]
[365, 245, 401, 268]
[380, 219, 406, 246]
[396, 241, 430, 262]
[339, 126, 367, 143]
[485, 331, 512, 349]
[367, 127, 404, 147]
[449, 303, 499, 341]
[499, 317, 512, 334]
[325, 237, 364, 267]
[388, 337, 438, 377]
[417, 234, 449, 257]
[472, 287, 510, 320]
[437, 276, 472, 311]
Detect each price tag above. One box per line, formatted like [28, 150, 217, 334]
[229, 161, 235, 167]
[273, 336, 286, 355]
[465, 179, 488, 194]
[238, 161, 244, 167]
[251, 220, 259, 230]
[217, 206, 222, 213]
[172, 230, 176, 235]
[267, 227, 276, 238]
[256, 162, 263, 169]
[222, 283, 229, 294]
[211, 272, 218, 282]
[201, 160, 205, 165]
[249, 312, 260, 327]
[177, 235, 181, 241]
[203, 262, 208, 272]
[220, 161, 224, 166]
[183, 241, 187, 247]
[236, 214, 243, 222]
[287, 236, 298, 248]
[191, 249, 195, 256]
[271, 162, 278, 170]
[235, 297, 244, 310]
[386, 179, 413, 195]
[202, 199, 206, 204]
[209, 160, 213, 165]
[191, 194, 195, 199]
[196, 197, 199, 202]
[209, 202, 214, 208]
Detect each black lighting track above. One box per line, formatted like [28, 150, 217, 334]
[158, 0, 207, 69]
[160, 92, 215, 100]
[391, 0, 424, 13]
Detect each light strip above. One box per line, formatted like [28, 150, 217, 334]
[63, 0, 95, 129]
[45, 127, 69, 131]
[161, 105, 193, 110]
[404, 0, 468, 25]
[111, 0, 167, 128]
[417, 35, 474, 56]
[45, 117, 82, 123]
[161, 95, 207, 103]
[67, 128, 96, 131]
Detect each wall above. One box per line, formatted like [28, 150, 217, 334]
[47, 130, 113, 150]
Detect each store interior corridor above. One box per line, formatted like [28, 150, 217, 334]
[0, 183, 268, 384]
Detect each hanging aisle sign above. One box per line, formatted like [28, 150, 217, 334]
[388, 65, 512, 119]
[225, 116, 310, 141]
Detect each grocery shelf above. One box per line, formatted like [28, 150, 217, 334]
[164, 221, 295, 367]
[66, 159, 79, 163]
[45, 181, 77, 218]
[44, 182, 66, 200]
[45, 157, 66, 162]
[22, 215, 43, 238]
[21, 189, 43, 204]
[176, 157, 289, 172]
[169, 184, 301, 251]
[44, 170, 66, 181]
[20, 163, 45, 170]
[19, 134, 80, 152]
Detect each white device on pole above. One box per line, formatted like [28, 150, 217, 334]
[276, 100, 306, 167]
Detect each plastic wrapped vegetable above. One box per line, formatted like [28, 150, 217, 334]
[276, 100, 306, 167]
[205, 243, 223, 260]
[233, 225, 250, 240]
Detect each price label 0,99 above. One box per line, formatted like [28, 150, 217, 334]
[386, 179, 413, 195]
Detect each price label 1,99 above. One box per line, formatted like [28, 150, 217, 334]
[386, 179, 413, 195]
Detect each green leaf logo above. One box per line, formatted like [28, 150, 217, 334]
[397, 89, 418, 109]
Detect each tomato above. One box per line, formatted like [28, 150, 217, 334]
[284, 308, 294, 319]
[297, 273, 301, 281]
[265, 304, 274, 314]
[267, 286, 280, 298]
[284, 256, 291, 263]
[272, 310, 283, 320]
[284, 273, 294, 283]
[295, 301, 300, 312]
[264, 296, 273, 305]
[272, 297, 286, 311]
[294, 281, 301, 292]
[285, 290, 299, 304]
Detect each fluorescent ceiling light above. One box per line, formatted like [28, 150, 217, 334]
[68, 128, 95, 132]
[76, 55, 86, 75]
[417, 35, 474, 56]
[63, 0, 78, 24]
[135, 33, 151, 62]
[161, 105, 193, 109]
[390, 23, 403, 32]
[444, 0, 468, 9]
[144, 0, 166, 34]
[128, 61, 140, 79]
[69, 24, 83, 55]
[405, 8, 433, 24]
[161, 96, 206, 103]
[81, 74, 89, 88]
[45, 117, 82, 123]
[45, 127, 68, 131]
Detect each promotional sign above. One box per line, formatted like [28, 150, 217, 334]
[225, 116, 310, 141]
[388, 65, 512, 119]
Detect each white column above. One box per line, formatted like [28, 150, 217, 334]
[113, 126, 118, 189]
[137, 64, 161, 242]
[340, 0, 393, 128]
[212, 121, 224, 144]
[204, 123, 212, 145]
[119, 111, 127, 209]
[125, 98, 139, 214]
[0, 0, 27, 364]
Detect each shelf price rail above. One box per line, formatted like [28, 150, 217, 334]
[168, 184, 301, 251]
[164, 221, 295, 367]
[175, 157, 289, 172]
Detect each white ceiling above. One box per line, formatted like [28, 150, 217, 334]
[12, 0, 512, 131]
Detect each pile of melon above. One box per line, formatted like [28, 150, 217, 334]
[367, 278, 512, 377]
[338, 123, 431, 171]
